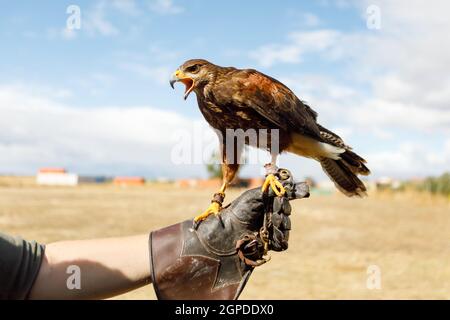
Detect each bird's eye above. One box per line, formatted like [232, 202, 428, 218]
[185, 64, 200, 73]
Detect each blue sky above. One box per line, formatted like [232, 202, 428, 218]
[0, 0, 449, 181]
[0, 1, 362, 110]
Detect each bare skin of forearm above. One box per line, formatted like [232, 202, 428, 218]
[28, 234, 151, 300]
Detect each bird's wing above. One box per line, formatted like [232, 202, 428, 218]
[213, 69, 322, 140]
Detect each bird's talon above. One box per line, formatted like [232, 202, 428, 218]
[193, 201, 222, 225]
[261, 174, 286, 197]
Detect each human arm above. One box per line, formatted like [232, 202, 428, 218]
[28, 234, 151, 300]
[0, 232, 151, 300]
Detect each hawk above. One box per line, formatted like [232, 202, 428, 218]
[170, 59, 370, 223]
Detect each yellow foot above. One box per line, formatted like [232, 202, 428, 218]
[261, 174, 286, 196]
[194, 200, 222, 223]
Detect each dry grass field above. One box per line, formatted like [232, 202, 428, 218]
[1, 176, 449, 299]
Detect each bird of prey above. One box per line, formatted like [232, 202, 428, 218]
[170, 59, 370, 223]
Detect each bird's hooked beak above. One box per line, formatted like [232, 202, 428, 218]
[170, 69, 195, 100]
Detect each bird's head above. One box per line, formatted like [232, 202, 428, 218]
[170, 59, 215, 100]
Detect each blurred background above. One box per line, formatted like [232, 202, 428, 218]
[0, 0, 449, 299]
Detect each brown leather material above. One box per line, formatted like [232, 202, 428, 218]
[150, 220, 252, 300]
[149, 223, 184, 299]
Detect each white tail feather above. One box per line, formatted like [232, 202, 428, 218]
[288, 133, 345, 159]
[320, 142, 345, 160]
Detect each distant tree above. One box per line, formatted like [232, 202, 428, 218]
[205, 150, 247, 179]
[206, 152, 222, 179]
[418, 172, 450, 196]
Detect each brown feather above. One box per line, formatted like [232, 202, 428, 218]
[319, 157, 368, 197]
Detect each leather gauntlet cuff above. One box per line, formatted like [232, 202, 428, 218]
[150, 220, 253, 300]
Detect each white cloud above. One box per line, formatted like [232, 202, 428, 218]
[246, 1, 450, 178]
[365, 141, 450, 178]
[28, 1, 173, 40]
[0, 85, 214, 177]
[57, 0, 143, 38]
[84, 2, 120, 37]
[303, 13, 321, 27]
[250, 1, 450, 112]
[68, 73, 117, 97]
[280, 74, 358, 101]
[148, 44, 181, 62]
[351, 99, 450, 132]
[249, 30, 340, 67]
[45, 27, 78, 41]
[149, 0, 184, 15]
[60, 27, 77, 40]
[1, 83, 446, 180]
[111, 0, 140, 15]
[287, 11, 321, 28]
[119, 62, 171, 85]
[89, 73, 116, 86]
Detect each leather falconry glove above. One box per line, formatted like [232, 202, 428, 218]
[149, 168, 310, 300]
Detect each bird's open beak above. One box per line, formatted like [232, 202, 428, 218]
[170, 69, 195, 100]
